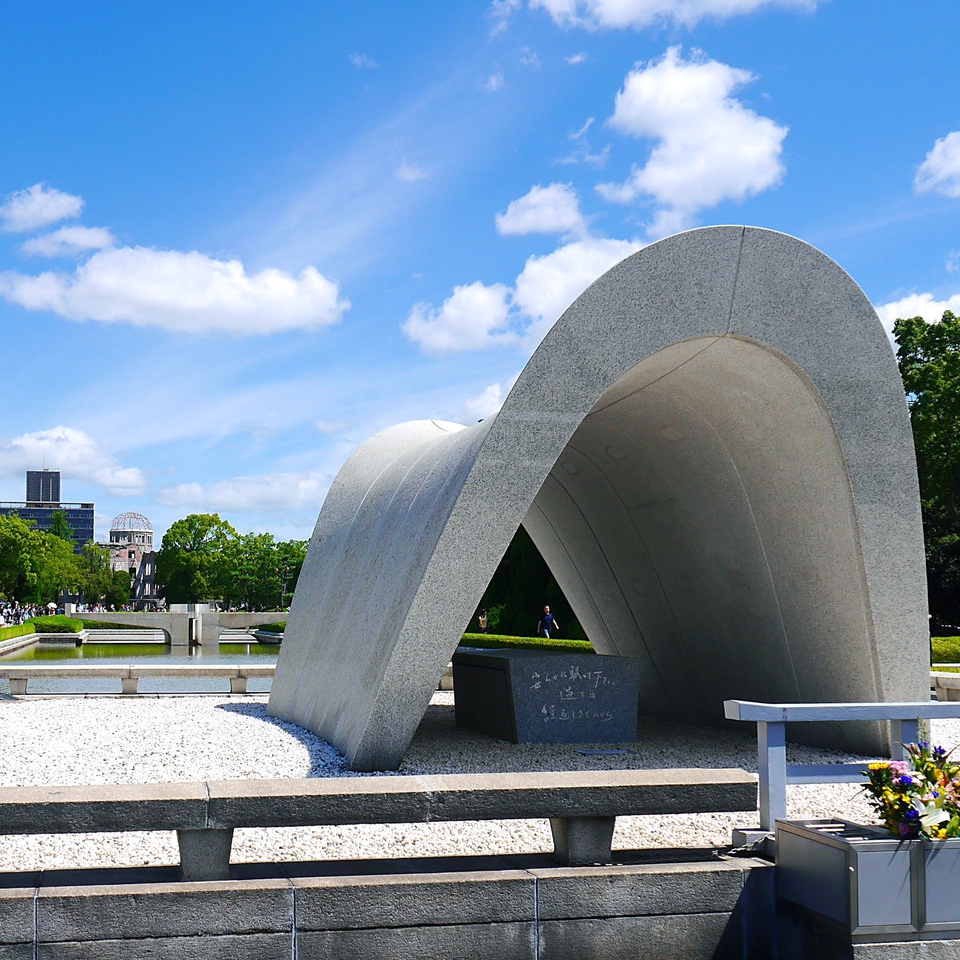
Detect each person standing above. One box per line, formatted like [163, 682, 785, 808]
[478, 609, 489, 633]
[536, 605, 559, 638]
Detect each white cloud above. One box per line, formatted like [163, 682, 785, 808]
[573, 118, 595, 139]
[874, 292, 960, 340]
[404, 236, 640, 354]
[315, 418, 354, 435]
[530, 0, 817, 29]
[0, 184, 84, 233]
[513, 236, 640, 343]
[404, 281, 514, 353]
[559, 117, 610, 167]
[915, 131, 960, 199]
[0, 427, 147, 496]
[157, 471, 330, 512]
[0, 246, 350, 335]
[566, 52, 588, 64]
[462, 382, 508, 421]
[519, 48, 541, 68]
[396, 159, 430, 182]
[495, 183, 588, 237]
[349, 53, 379, 69]
[597, 47, 787, 238]
[21, 225, 116, 257]
[484, 71, 507, 92]
[489, 0, 522, 35]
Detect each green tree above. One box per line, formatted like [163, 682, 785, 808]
[30, 532, 78, 603]
[76, 542, 120, 604]
[106, 569, 132, 609]
[276, 538, 307, 607]
[155, 513, 307, 609]
[895, 311, 960, 628]
[217, 532, 278, 609]
[155, 513, 238, 603]
[473, 526, 584, 639]
[215, 534, 308, 610]
[0, 514, 42, 600]
[0, 515, 80, 603]
[47, 510, 75, 544]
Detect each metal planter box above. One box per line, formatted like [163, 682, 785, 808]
[777, 818, 960, 942]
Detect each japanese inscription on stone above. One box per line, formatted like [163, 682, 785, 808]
[528, 663, 616, 724]
[452, 648, 638, 744]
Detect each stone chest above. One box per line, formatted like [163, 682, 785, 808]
[452, 647, 639, 745]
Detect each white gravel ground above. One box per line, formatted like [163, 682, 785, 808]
[1, 692, 955, 873]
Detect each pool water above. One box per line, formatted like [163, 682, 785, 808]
[0, 640, 281, 695]
[2, 642, 280, 662]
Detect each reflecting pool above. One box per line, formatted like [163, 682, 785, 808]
[0, 638, 280, 696]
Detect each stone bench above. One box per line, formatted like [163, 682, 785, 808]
[0, 767, 756, 881]
[932, 671, 960, 701]
[0, 663, 275, 695]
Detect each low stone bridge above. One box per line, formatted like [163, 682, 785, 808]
[83, 609, 287, 645]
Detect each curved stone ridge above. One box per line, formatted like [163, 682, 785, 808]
[269, 226, 929, 771]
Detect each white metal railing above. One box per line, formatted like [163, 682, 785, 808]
[723, 699, 960, 832]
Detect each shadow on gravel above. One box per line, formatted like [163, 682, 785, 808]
[217, 703, 876, 777]
[215, 701, 358, 778]
[215, 699, 873, 778]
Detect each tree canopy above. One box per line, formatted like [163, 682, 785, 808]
[473, 526, 584, 639]
[155, 512, 307, 608]
[895, 310, 960, 629]
[155, 513, 238, 603]
[46, 510, 75, 543]
[76, 542, 130, 609]
[0, 508, 305, 610]
[0, 514, 84, 604]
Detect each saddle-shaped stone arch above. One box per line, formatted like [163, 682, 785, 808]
[269, 226, 929, 770]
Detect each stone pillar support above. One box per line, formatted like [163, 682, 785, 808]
[549, 816, 616, 865]
[176, 828, 234, 882]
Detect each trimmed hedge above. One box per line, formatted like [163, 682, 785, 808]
[460, 632, 594, 654]
[254, 622, 286, 633]
[932, 637, 960, 664]
[0, 622, 34, 642]
[80, 619, 142, 631]
[25, 615, 84, 634]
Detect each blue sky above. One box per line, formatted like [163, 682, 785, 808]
[1, 0, 959, 544]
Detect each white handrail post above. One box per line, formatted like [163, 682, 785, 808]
[758, 720, 787, 832]
[891, 718, 920, 759]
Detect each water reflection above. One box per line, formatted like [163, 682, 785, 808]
[2, 641, 280, 663]
[0, 640, 280, 695]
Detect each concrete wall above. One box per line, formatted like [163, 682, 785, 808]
[0, 856, 774, 959]
[271, 226, 929, 770]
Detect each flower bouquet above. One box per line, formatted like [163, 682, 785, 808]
[863, 741, 960, 840]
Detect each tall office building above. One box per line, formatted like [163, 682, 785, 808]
[0, 470, 95, 549]
[26, 469, 61, 504]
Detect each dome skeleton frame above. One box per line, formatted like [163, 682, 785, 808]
[109, 512, 153, 534]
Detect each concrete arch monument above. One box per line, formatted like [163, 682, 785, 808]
[269, 226, 929, 770]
